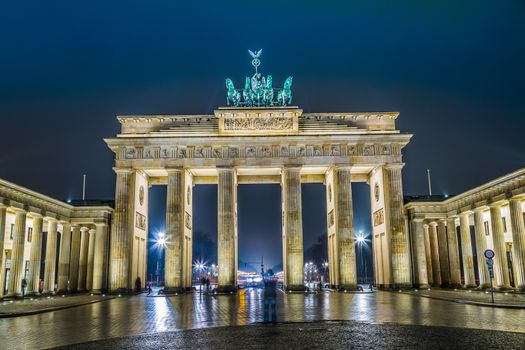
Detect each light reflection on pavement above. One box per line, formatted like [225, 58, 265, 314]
[1, 289, 524, 349]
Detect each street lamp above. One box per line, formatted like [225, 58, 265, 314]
[155, 232, 167, 287]
[356, 231, 367, 284]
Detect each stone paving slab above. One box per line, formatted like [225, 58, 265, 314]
[55, 321, 525, 350]
[0, 294, 113, 317]
[400, 288, 525, 308]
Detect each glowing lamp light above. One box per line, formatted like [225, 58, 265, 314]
[356, 235, 365, 244]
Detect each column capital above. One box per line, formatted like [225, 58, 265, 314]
[429, 221, 438, 227]
[80, 226, 90, 232]
[88, 228, 96, 234]
[45, 216, 58, 223]
[474, 206, 488, 213]
[333, 164, 352, 172]
[383, 163, 405, 170]
[94, 222, 108, 228]
[29, 212, 43, 219]
[489, 201, 505, 209]
[459, 211, 472, 217]
[113, 167, 133, 175]
[166, 167, 184, 174]
[423, 223, 430, 229]
[11, 207, 27, 214]
[509, 196, 524, 204]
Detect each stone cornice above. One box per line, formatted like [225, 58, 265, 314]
[405, 167, 525, 217]
[0, 178, 113, 223]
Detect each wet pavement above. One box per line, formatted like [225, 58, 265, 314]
[1, 289, 524, 349]
[0, 295, 111, 317]
[401, 288, 525, 307]
[57, 321, 525, 350]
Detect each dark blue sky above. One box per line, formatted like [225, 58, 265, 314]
[1, 1, 524, 271]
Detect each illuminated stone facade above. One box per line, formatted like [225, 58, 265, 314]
[105, 106, 413, 291]
[0, 179, 112, 297]
[405, 168, 525, 290]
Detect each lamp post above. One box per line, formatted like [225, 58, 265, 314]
[356, 232, 366, 284]
[155, 232, 166, 287]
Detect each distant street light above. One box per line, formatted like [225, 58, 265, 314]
[356, 231, 368, 284]
[155, 232, 167, 287]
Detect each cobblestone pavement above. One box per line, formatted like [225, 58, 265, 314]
[0, 295, 111, 316]
[57, 321, 525, 350]
[401, 288, 525, 306]
[1, 289, 524, 349]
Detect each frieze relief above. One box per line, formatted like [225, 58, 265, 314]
[223, 116, 293, 131]
[121, 142, 399, 160]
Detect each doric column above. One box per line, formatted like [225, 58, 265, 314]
[78, 226, 90, 291]
[27, 214, 43, 294]
[333, 166, 357, 290]
[86, 228, 96, 291]
[423, 224, 433, 286]
[109, 168, 133, 292]
[489, 204, 511, 289]
[43, 219, 58, 294]
[7, 209, 27, 297]
[0, 206, 7, 297]
[69, 225, 81, 292]
[446, 217, 462, 287]
[92, 223, 109, 293]
[437, 220, 450, 286]
[411, 219, 429, 288]
[165, 169, 185, 292]
[57, 222, 72, 292]
[217, 167, 238, 292]
[509, 198, 525, 290]
[429, 222, 441, 287]
[459, 212, 476, 287]
[383, 165, 411, 288]
[282, 166, 304, 291]
[473, 208, 490, 288]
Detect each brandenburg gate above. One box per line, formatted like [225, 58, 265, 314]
[104, 51, 413, 293]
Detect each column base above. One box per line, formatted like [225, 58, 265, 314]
[337, 284, 358, 292]
[478, 284, 491, 290]
[464, 284, 478, 289]
[285, 284, 306, 292]
[215, 285, 238, 294]
[496, 285, 514, 291]
[414, 283, 430, 290]
[392, 283, 412, 290]
[448, 283, 463, 289]
[41, 291, 57, 296]
[161, 287, 192, 295]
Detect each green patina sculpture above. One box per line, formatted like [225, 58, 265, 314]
[225, 49, 293, 107]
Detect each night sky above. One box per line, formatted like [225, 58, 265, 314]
[1, 2, 524, 274]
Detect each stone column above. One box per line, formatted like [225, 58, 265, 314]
[411, 219, 429, 288]
[7, 209, 27, 297]
[446, 217, 462, 287]
[0, 206, 7, 297]
[27, 214, 43, 295]
[57, 222, 72, 292]
[69, 226, 81, 292]
[282, 166, 304, 291]
[437, 220, 450, 286]
[165, 169, 185, 292]
[86, 228, 96, 291]
[423, 224, 433, 286]
[334, 166, 357, 290]
[109, 169, 132, 292]
[78, 226, 90, 291]
[43, 219, 58, 294]
[92, 223, 109, 293]
[383, 165, 411, 288]
[217, 167, 238, 292]
[473, 208, 490, 288]
[459, 212, 476, 288]
[429, 222, 441, 287]
[509, 198, 525, 290]
[489, 204, 511, 289]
